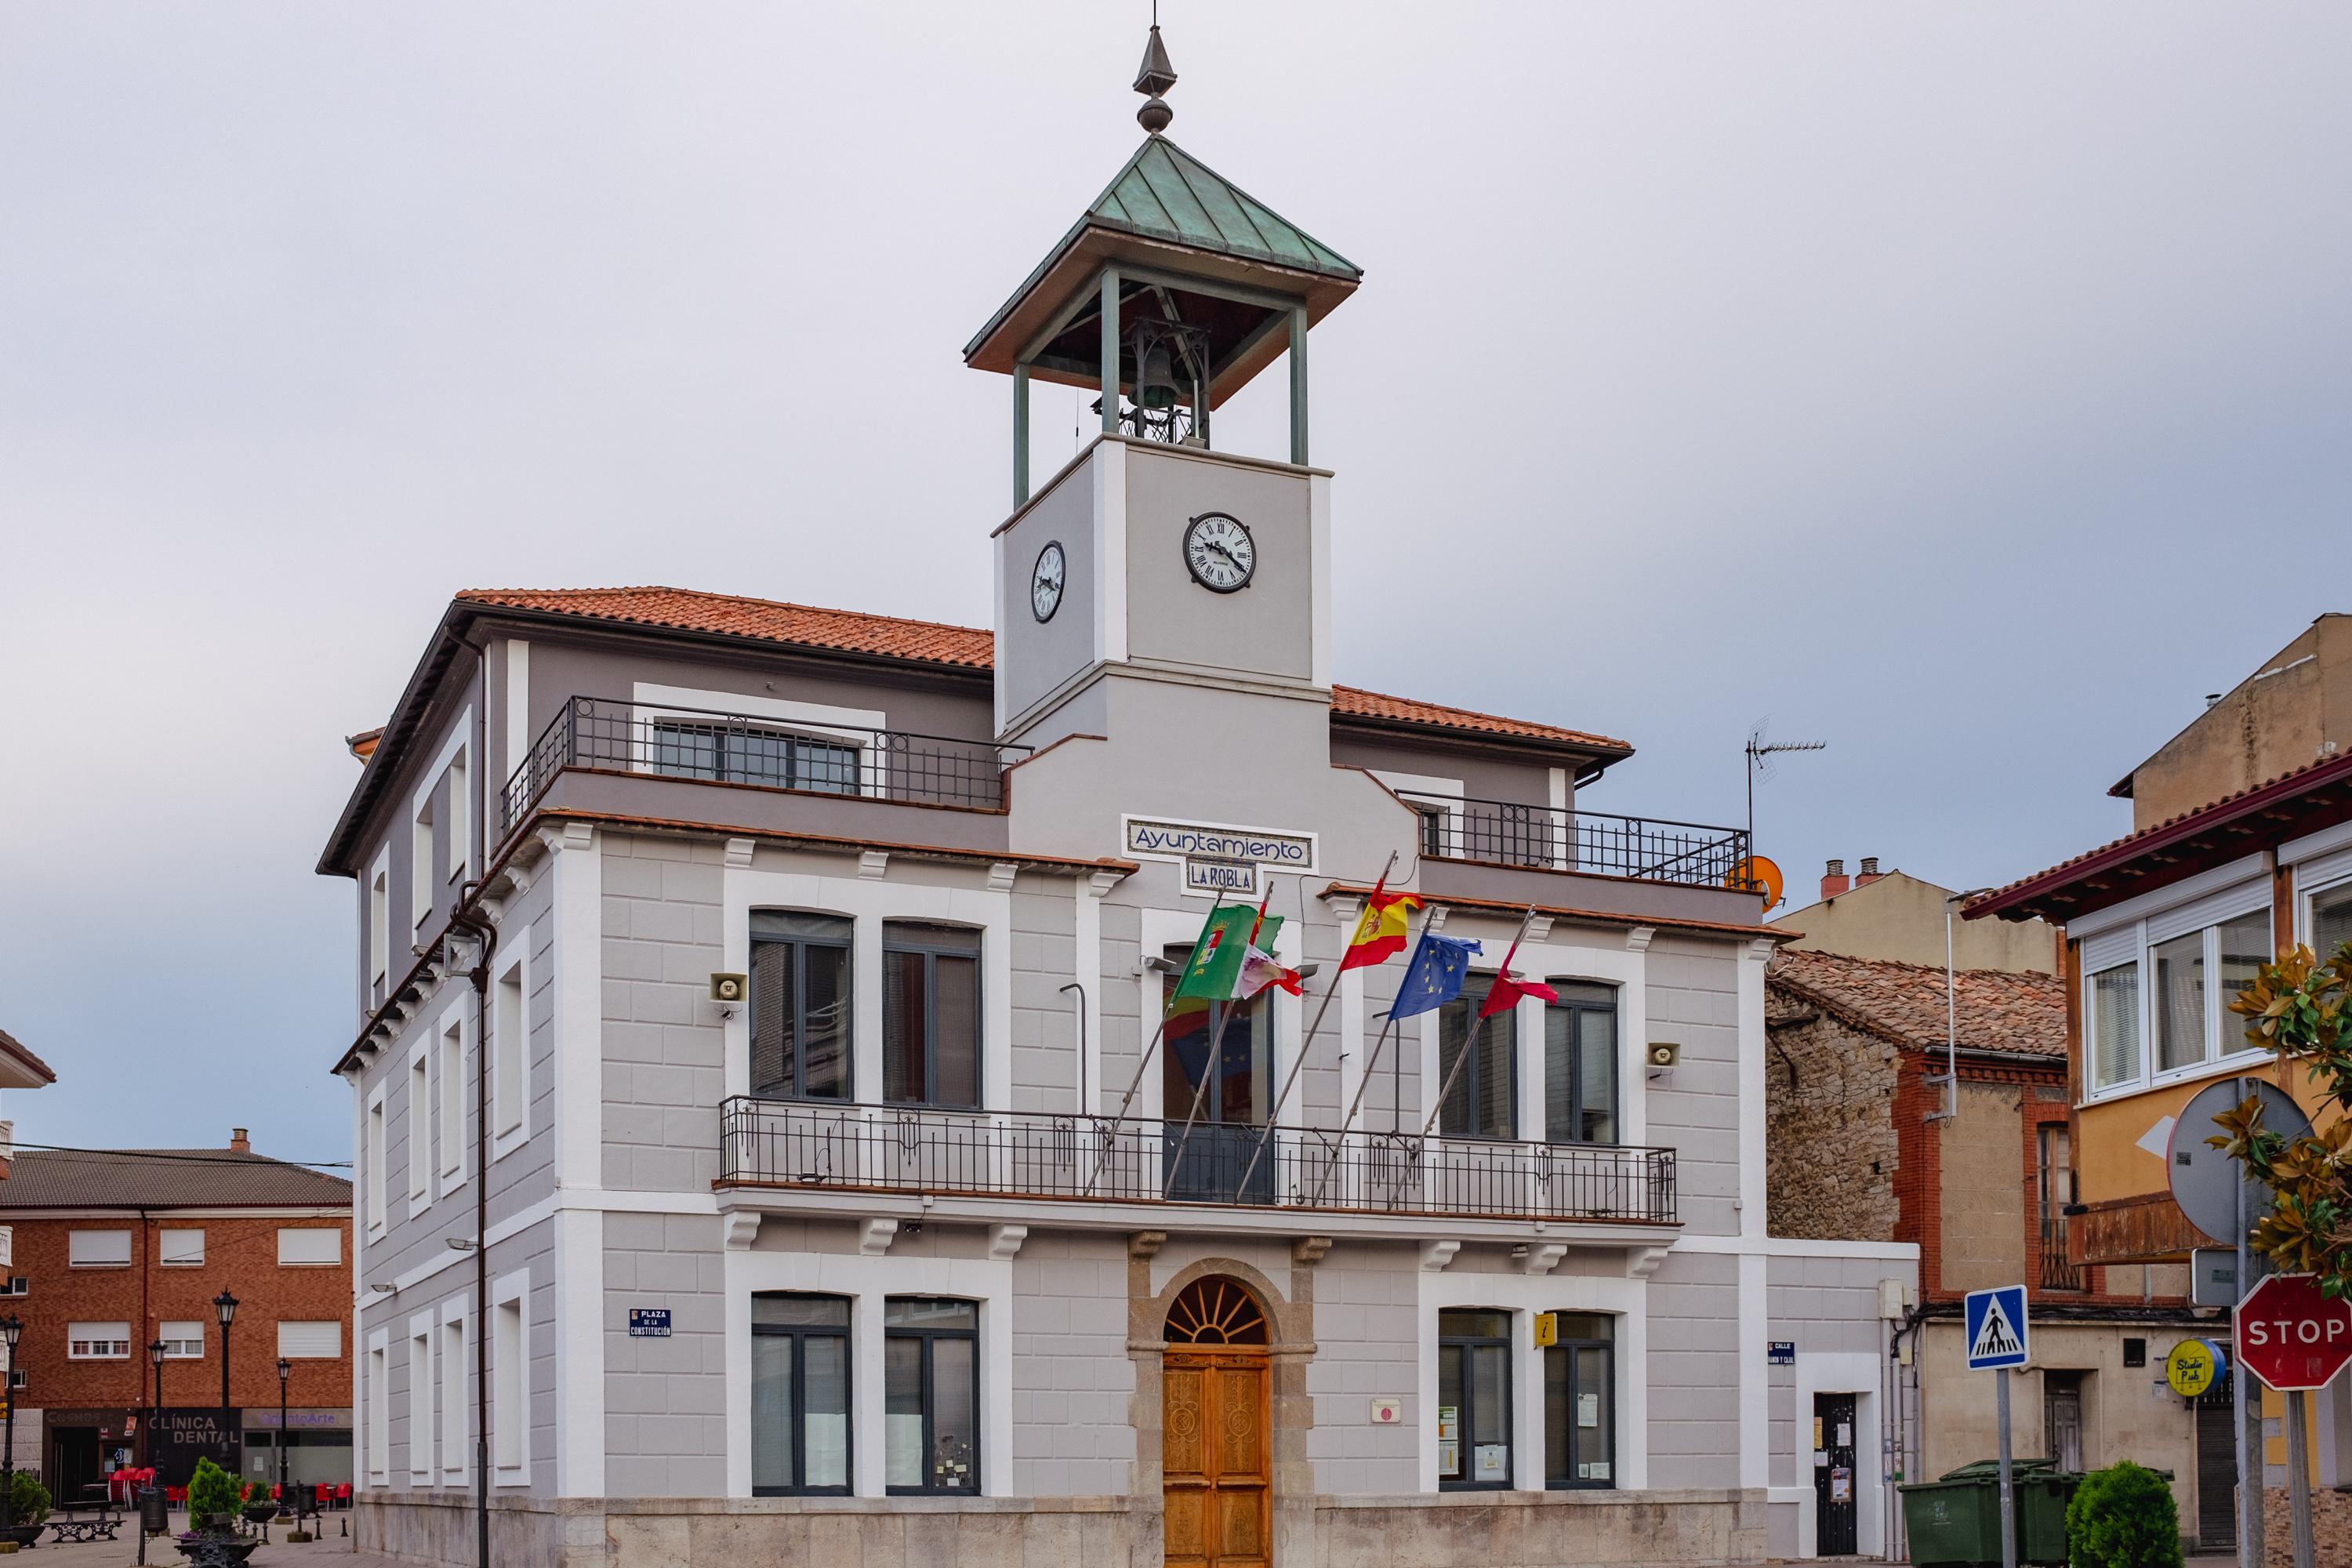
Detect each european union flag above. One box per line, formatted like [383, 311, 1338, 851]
[1385, 934, 1482, 1021]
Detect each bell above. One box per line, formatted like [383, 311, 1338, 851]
[1136, 339, 1181, 411]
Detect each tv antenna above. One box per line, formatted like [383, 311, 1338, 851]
[1744, 719, 1826, 863]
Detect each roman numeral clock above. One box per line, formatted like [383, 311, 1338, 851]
[1182, 512, 1254, 593]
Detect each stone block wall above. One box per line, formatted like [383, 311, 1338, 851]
[1761, 987, 1900, 1242]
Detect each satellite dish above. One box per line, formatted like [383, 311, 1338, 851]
[1729, 855, 1784, 909]
[2168, 1076, 2311, 1246]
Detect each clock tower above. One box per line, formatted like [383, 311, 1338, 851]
[968, 22, 1363, 768]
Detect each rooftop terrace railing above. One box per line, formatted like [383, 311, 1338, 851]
[499, 695, 1029, 840]
[1396, 790, 1753, 890]
[717, 1096, 1678, 1227]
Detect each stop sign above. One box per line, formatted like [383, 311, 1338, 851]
[2235, 1274, 2352, 1391]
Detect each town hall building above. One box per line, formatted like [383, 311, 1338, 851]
[319, 30, 1916, 1567]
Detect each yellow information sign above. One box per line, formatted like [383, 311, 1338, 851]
[1534, 1312, 1557, 1348]
[2166, 1338, 2221, 1398]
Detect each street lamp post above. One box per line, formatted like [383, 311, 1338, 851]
[148, 1339, 167, 1472]
[2, 1315, 22, 1534]
[274, 1359, 291, 1508]
[212, 1293, 238, 1479]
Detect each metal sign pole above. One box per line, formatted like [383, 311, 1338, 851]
[1995, 1367, 2016, 1568]
[2237, 1077, 2266, 1568]
[2285, 1388, 2314, 1568]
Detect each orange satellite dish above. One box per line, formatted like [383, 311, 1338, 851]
[1730, 855, 1784, 909]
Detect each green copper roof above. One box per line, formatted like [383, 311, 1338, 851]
[1087, 136, 1359, 281]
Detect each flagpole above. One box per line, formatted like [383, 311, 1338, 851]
[1232, 853, 1399, 1204]
[1307, 896, 1446, 1206]
[1083, 896, 1225, 1196]
[1416, 908, 1535, 1144]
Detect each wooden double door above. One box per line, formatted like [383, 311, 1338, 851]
[1163, 1348, 1271, 1568]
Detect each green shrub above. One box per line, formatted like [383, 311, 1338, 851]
[7, 1471, 49, 1526]
[2067, 1461, 2183, 1568]
[185, 1457, 242, 1527]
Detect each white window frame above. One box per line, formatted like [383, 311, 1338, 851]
[407, 1044, 431, 1211]
[67, 1322, 132, 1359]
[491, 1269, 529, 1484]
[2297, 844, 2352, 956]
[278, 1228, 343, 1267]
[366, 1082, 389, 1235]
[438, 1298, 470, 1486]
[67, 1229, 131, 1269]
[492, 949, 529, 1159]
[438, 1005, 468, 1196]
[367, 1331, 390, 1485]
[630, 682, 885, 799]
[2079, 887, 2276, 1105]
[408, 1315, 435, 1484]
[447, 747, 471, 889]
[411, 796, 436, 937]
[158, 1320, 205, 1359]
[278, 1320, 342, 1359]
[368, 848, 392, 1007]
[159, 1228, 205, 1267]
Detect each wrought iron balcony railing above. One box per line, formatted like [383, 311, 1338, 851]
[499, 695, 1030, 838]
[718, 1096, 1678, 1226]
[1395, 790, 1753, 890]
[2039, 1228, 2085, 1292]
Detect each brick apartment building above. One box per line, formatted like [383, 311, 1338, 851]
[0, 1132, 354, 1496]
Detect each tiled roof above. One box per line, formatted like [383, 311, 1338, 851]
[0, 1149, 351, 1210]
[1766, 948, 2065, 1059]
[0, 1028, 56, 1086]
[1965, 748, 2352, 921]
[458, 586, 1629, 753]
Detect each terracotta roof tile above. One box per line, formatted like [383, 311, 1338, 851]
[0, 1148, 350, 1209]
[458, 586, 1628, 752]
[0, 1028, 56, 1086]
[1766, 948, 2065, 1059]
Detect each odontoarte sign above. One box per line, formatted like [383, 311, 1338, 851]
[1123, 815, 1316, 899]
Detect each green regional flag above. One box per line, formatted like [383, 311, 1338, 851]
[1171, 905, 1284, 1008]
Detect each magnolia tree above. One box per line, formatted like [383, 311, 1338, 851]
[2211, 942, 2352, 1298]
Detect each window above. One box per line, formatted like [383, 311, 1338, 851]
[408, 1054, 430, 1205]
[1414, 803, 1450, 858]
[278, 1228, 343, 1266]
[281, 1321, 342, 1359]
[884, 1298, 980, 1494]
[368, 1093, 388, 1229]
[1438, 1308, 1511, 1490]
[648, 721, 859, 793]
[368, 857, 390, 1007]
[159, 1229, 205, 1266]
[68, 1229, 131, 1268]
[68, 1323, 131, 1359]
[2152, 930, 2205, 1073]
[2086, 963, 2141, 1092]
[2315, 882, 2352, 964]
[159, 1321, 205, 1359]
[883, 922, 982, 1109]
[1160, 943, 1273, 1127]
[440, 1017, 466, 1185]
[2038, 1124, 2084, 1290]
[2215, 912, 2272, 1051]
[1438, 980, 1515, 1140]
[750, 913, 853, 1101]
[439, 1316, 466, 1482]
[368, 1341, 390, 1483]
[492, 1296, 524, 1475]
[751, 1293, 851, 1495]
[1543, 1313, 1615, 1488]
[1544, 983, 1617, 1145]
[409, 1329, 434, 1481]
[494, 959, 526, 1138]
[412, 795, 436, 933]
[446, 750, 470, 885]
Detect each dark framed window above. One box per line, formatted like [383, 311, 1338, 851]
[1439, 1308, 1512, 1490]
[648, 721, 859, 793]
[1544, 983, 1617, 1145]
[750, 1293, 851, 1495]
[750, 913, 852, 1101]
[1438, 979, 1515, 1140]
[1414, 804, 1451, 858]
[1160, 944, 1273, 1127]
[883, 922, 982, 1108]
[1544, 1312, 1615, 1488]
[884, 1298, 979, 1494]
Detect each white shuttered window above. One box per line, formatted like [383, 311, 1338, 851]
[280, 1321, 342, 1359]
[68, 1230, 131, 1267]
[278, 1228, 342, 1266]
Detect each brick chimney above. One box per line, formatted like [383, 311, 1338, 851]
[1855, 856, 1883, 887]
[230, 1127, 250, 1154]
[1820, 858, 1849, 899]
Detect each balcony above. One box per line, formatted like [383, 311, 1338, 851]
[1396, 791, 1752, 891]
[499, 695, 1029, 847]
[717, 1096, 1678, 1230]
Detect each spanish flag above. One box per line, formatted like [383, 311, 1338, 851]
[1341, 884, 1422, 971]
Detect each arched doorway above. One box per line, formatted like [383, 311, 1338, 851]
[1162, 1277, 1271, 1568]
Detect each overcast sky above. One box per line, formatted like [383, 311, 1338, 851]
[3, 4, 2348, 1163]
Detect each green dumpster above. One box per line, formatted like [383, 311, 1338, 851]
[1900, 1459, 2067, 1567]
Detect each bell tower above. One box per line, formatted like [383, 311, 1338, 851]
[971, 20, 1363, 752]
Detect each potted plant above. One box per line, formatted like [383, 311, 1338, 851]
[173, 1459, 258, 1568]
[238, 1481, 278, 1527]
[3, 1470, 49, 1548]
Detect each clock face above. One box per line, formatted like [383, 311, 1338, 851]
[1031, 540, 1066, 622]
[1182, 512, 1255, 593]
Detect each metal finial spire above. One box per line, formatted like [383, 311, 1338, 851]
[1133, 5, 1176, 134]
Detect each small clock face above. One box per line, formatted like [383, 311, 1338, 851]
[1183, 512, 1255, 593]
[1031, 540, 1066, 622]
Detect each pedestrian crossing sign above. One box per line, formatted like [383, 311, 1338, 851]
[1964, 1285, 2030, 1370]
